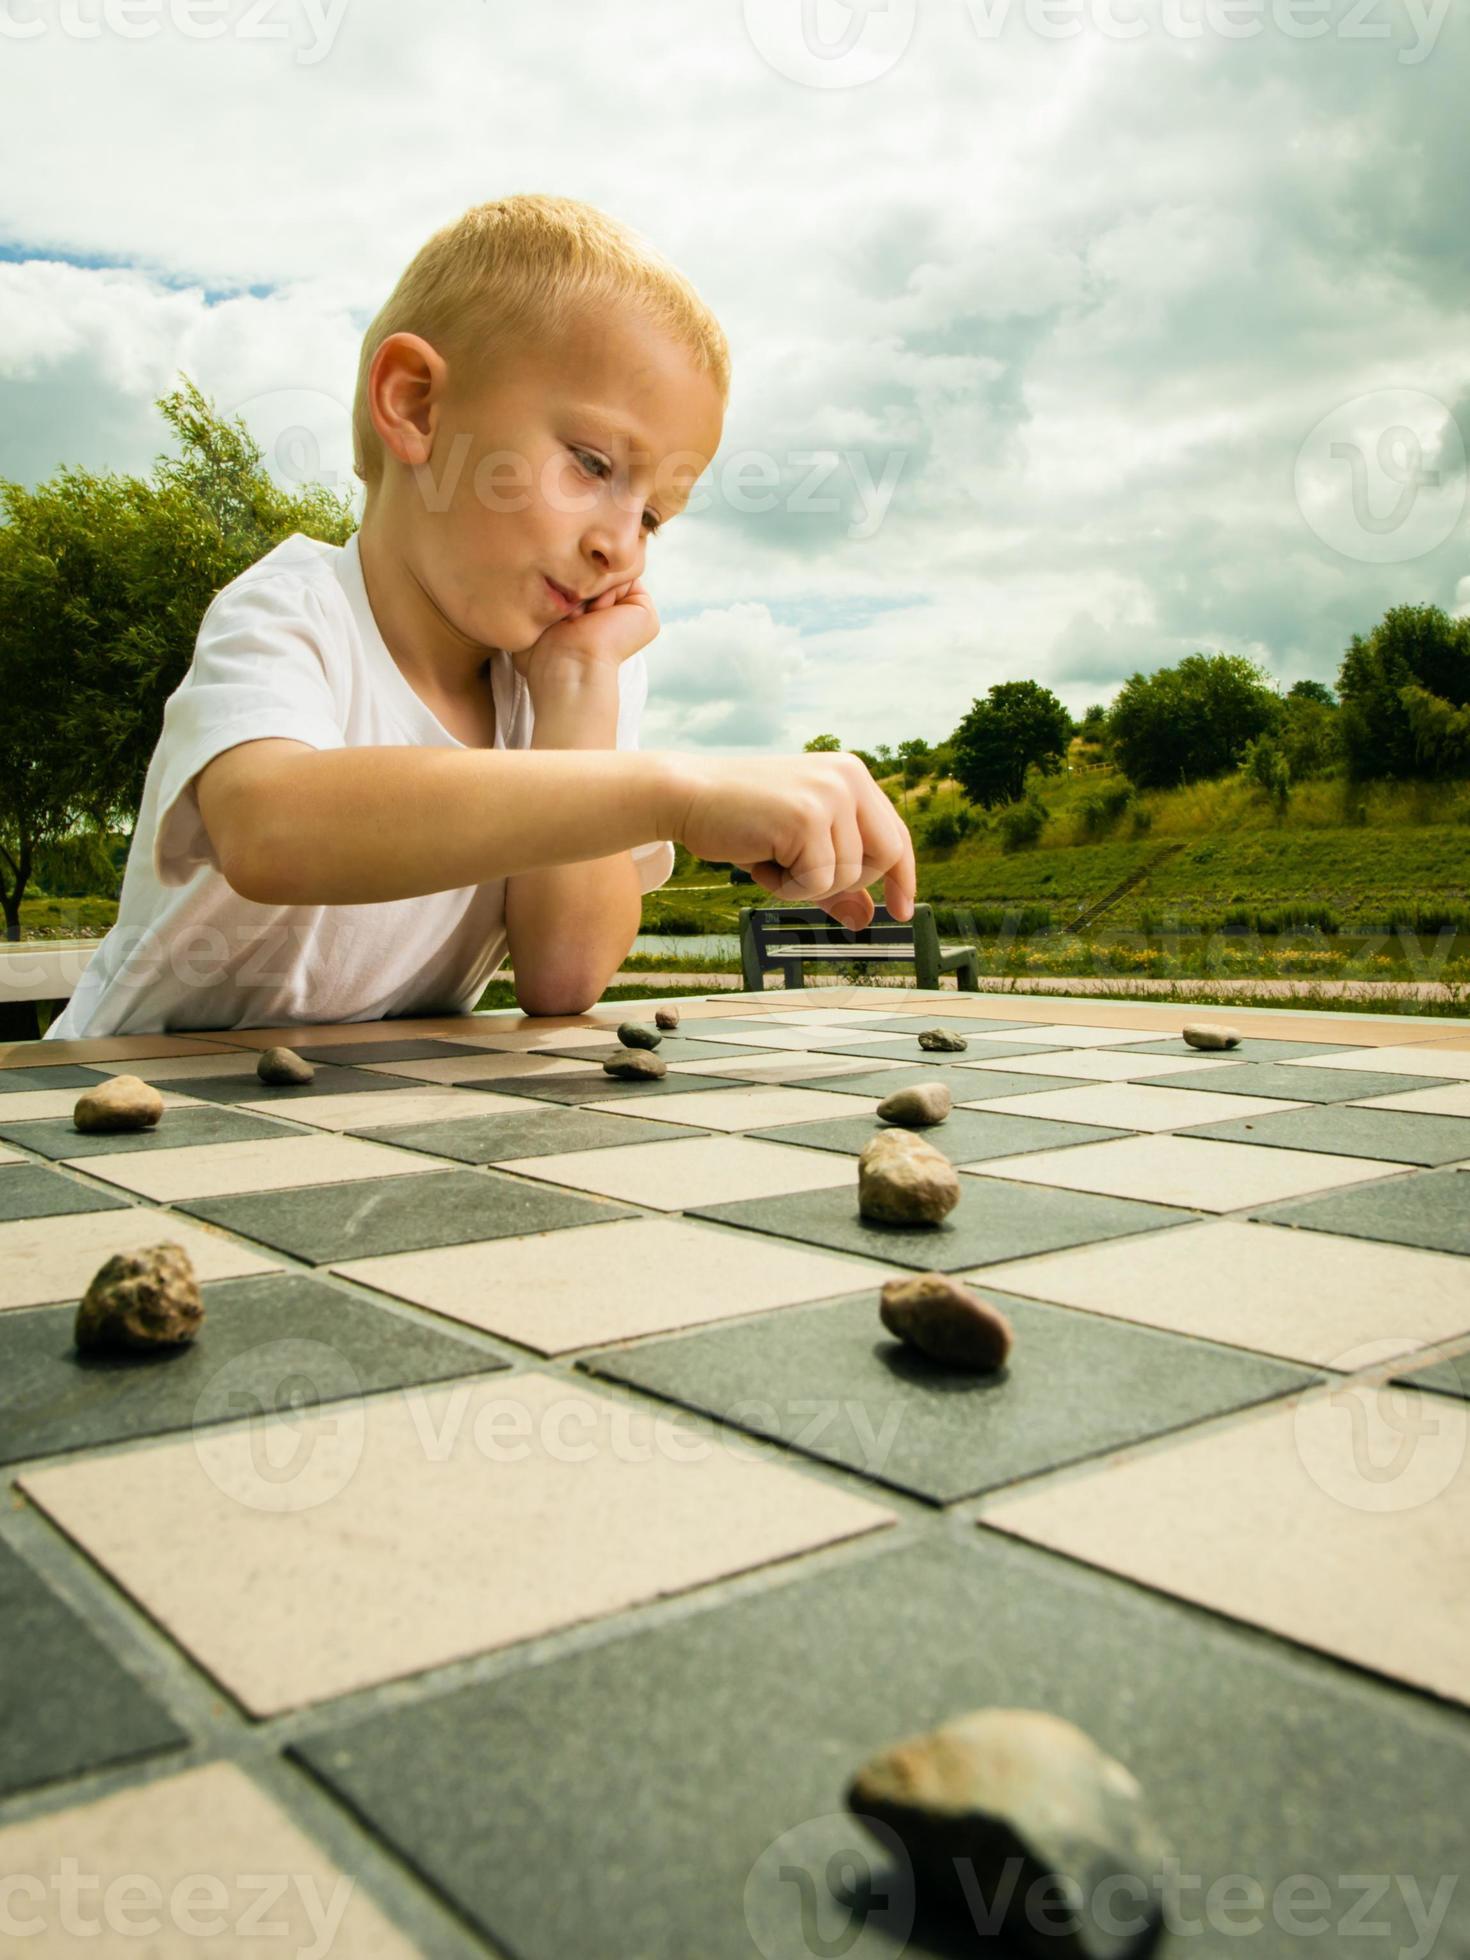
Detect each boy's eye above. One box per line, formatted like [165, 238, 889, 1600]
[572, 449, 663, 537]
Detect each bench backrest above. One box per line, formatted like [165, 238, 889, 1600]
[741, 903, 933, 956]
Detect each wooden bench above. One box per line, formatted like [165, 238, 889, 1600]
[0, 938, 97, 1041]
[738, 903, 979, 992]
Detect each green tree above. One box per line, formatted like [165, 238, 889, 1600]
[0, 372, 356, 938]
[1108, 653, 1281, 789]
[1337, 603, 1470, 780]
[1288, 678, 1336, 707]
[803, 733, 842, 752]
[951, 681, 1072, 809]
[897, 737, 932, 788]
[1278, 692, 1340, 779]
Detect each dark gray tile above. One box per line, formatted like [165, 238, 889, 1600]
[813, 1036, 1068, 1063]
[749, 1109, 1128, 1160]
[688, 1179, 1195, 1272]
[176, 1169, 634, 1264]
[0, 1537, 187, 1799]
[464, 1070, 749, 1106]
[0, 1163, 131, 1221]
[0, 1105, 302, 1161]
[1119, 1037, 1356, 1062]
[1393, 1350, 1470, 1402]
[809, 1065, 1093, 1102]
[0, 1064, 112, 1092]
[160, 1065, 418, 1104]
[543, 1037, 765, 1065]
[584, 1288, 1312, 1505]
[0, 1272, 507, 1466]
[293, 1039, 496, 1065]
[1136, 1062, 1450, 1102]
[1182, 1104, 1470, 1167]
[359, 1107, 705, 1164]
[292, 1532, 1470, 1960]
[1255, 1168, 1470, 1257]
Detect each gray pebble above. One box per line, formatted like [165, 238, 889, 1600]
[617, 1022, 663, 1050]
[918, 1027, 968, 1052]
[602, 1047, 668, 1080]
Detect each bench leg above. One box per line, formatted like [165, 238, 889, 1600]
[0, 1001, 42, 1042]
[959, 953, 980, 993]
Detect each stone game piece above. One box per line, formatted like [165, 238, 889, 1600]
[655, 1005, 680, 1030]
[857, 1130, 960, 1224]
[879, 1272, 1013, 1370]
[72, 1075, 164, 1135]
[602, 1048, 669, 1081]
[1182, 1022, 1240, 1051]
[918, 1027, 969, 1052]
[74, 1242, 205, 1353]
[256, 1045, 315, 1085]
[876, 1081, 953, 1128]
[847, 1706, 1170, 1958]
[617, 1021, 663, 1050]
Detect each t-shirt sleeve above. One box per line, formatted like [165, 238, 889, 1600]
[615, 651, 675, 897]
[152, 571, 348, 887]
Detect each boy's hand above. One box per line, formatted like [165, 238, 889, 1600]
[664, 750, 917, 928]
[512, 577, 657, 689]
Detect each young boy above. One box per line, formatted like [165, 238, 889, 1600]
[48, 195, 913, 1038]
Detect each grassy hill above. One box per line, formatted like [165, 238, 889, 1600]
[645, 767, 1470, 971]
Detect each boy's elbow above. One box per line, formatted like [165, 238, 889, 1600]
[218, 834, 291, 907]
[513, 976, 603, 1019]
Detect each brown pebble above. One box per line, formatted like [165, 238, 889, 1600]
[1182, 1021, 1240, 1051]
[72, 1075, 163, 1135]
[655, 1005, 681, 1030]
[602, 1047, 668, 1080]
[257, 1046, 315, 1085]
[917, 1027, 968, 1052]
[847, 1708, 1172, 1956]
[858, 1129, 961, 1225]
[880, 1272, 1012, 1370]
[876, 1081, 953, 1128]
[617, 1021, 663, 1050]
[74, 1242, 204, 1353]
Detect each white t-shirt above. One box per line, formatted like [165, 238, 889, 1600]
[47, 531, 674, 1038]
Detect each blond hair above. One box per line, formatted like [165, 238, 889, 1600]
[351, 193, 730, 493]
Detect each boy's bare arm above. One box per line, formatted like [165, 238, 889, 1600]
[501, 656, 646, 1016]
[196, 738, 679, 908]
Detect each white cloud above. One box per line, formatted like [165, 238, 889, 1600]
[2, 0, 1467, 749]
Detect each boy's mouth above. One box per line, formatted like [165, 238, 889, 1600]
[544, 575, 583, 614]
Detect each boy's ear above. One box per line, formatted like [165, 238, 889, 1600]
[369, 333, 449, 469]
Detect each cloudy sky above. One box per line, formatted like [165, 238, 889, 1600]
[2, 0, 1466, 753]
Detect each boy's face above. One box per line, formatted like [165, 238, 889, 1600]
[404, 304, 724, 657]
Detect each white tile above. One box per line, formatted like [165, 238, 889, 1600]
[973, 1219, 1470, 1368]
[64, 1132, 441, 1202]
[958, 1082, 1303, 1131]
[664, 1052, 905, 1083]
[609, 1086, 884, 1131]
[965, 1023, 1147, 1048]
[0, 1206, 279, 1310]
[336, 1216, 886, 1353]
[964, 1134, 1411, 1210]
[1354, 1083, 1470, 1119]
[676, 1027, 904, 1053]
[1281, 1046, 1470, 1080]
[0, 1085, 205, 1122]
[497, 1134, 856, 1209]
[233, 1087, 532, 1131]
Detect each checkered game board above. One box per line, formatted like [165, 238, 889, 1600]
[1, 987, 1467, 1956]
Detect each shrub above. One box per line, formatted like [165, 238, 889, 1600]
[920, 808, 961, 850]
[1075, 782, 1133, 838]
[997, 798, 1048, 852]
[1221, 904, 1341, 935]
